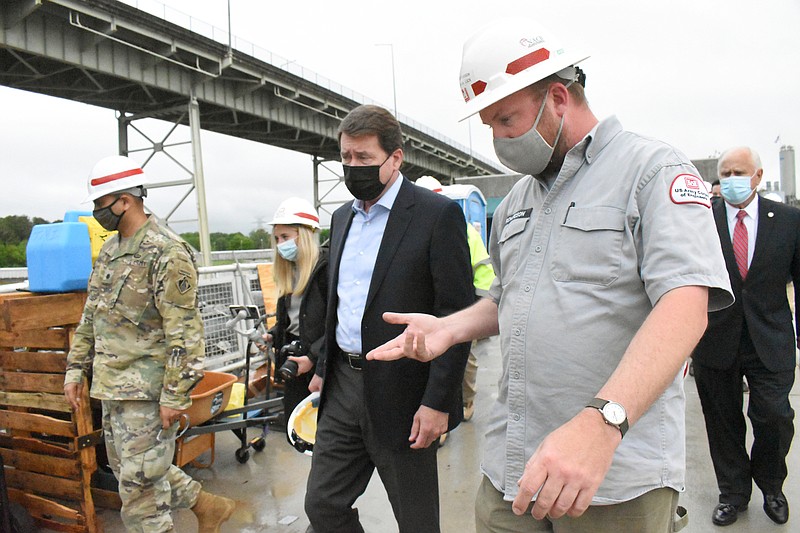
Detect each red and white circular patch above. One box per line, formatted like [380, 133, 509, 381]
[670, 174, 711, 208]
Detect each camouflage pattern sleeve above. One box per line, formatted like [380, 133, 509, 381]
[153, 244, 205, 409]
[65, 271, 99, 385]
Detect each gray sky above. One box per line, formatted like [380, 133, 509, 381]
[1, 0, 798, 233]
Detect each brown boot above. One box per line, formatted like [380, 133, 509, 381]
[192, 490, 235, 533]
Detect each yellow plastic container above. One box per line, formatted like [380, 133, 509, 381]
[224, 382, 246, 417]
[78, 215, 117, 264]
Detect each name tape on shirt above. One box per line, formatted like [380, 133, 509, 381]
[505, 208, 533, 225]
[669, 174, 711, 208]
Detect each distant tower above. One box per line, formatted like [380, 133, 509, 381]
[780, 145, 796, 200]
[691, 157, 719, 183]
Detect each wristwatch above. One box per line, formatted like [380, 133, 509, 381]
[586, 398, 629, 438]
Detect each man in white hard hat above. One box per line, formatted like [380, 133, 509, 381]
[64, 156, 235, 533]
[369, 19, 733, 532]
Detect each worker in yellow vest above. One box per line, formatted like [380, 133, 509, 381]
[415, 176, 496, 430]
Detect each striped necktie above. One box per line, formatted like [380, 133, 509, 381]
[733, 210, 749, 280]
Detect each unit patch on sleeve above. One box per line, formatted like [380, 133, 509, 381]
[669, 174, 711, 208]
[176, 271, 192, 294]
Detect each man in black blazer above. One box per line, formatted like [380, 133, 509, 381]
[304, 105, 473, 533]
[693, 146, 800, 527]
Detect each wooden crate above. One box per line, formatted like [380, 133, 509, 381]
[174, 433, 215, 469]
[0, 291, 86, 332]
[0, 291, 118, 533]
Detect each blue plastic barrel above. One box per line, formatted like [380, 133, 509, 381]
[26, 222, 92, 292]
[63, 210, 92, 223]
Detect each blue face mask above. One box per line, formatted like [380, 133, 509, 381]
[277, 238, 298, 262]
[720, 174, 754, 205]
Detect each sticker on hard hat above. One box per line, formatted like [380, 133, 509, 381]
[506, 48, 550, 75]
[669, 174, 711, 208]
[90, 167, 144, 186]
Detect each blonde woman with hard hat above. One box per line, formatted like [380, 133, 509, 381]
[263, 197, 328, 428]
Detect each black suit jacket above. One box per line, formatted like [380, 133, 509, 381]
[321, 177, 473, 449]
[693, 196, 800, 372]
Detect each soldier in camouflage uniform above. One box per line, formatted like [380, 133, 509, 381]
[64, 156, 235, 533]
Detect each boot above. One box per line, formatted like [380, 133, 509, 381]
[192, 490, 235, 533]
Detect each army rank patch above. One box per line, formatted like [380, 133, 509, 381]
[176, 271, 192, 294]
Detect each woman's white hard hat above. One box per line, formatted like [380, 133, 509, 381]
[270, 197, 320, 229]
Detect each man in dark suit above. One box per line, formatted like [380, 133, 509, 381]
[693, 146, 800, 527]
[304, 104, 473, 533]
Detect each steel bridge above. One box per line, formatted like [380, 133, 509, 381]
[0, 0, 502, 263]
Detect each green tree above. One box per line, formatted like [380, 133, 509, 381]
[210, 232, 230, 251]
[227, 232, 254, 250]
[249, 229, 270, 249]
[180, 232, 201, 250]
[0, 215, 36, 244]
[0, 242, 27, 267]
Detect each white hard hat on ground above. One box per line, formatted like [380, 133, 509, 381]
[270, 197, 320, 229]
[415, 175, 443, 192]
[85, 155, 148, 203]
[459, 19, 589, 121]
[287, 391, 319, 455]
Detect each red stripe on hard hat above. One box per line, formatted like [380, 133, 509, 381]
[91, 167, 144, 186]
[506, 48, 550, 75]
[471, 80, 487, 97]
[295, 212, 319, 223]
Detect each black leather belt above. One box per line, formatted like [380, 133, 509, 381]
[339, 348, 363, 371]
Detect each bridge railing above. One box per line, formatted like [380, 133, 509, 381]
[117, 0, 497, 169]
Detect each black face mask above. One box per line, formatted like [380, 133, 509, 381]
[93, 196, 125, 231]
[342, 154, 392, 201]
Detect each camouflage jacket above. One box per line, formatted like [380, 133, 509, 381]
[65, 217, 205, 409]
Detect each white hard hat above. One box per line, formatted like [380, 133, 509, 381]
[270, 197, 320, 229]
[85, 155, 148, 203]
[287, 391, 319, 455]
[415, 175, 443, 192]
[459, 19, 589, 121]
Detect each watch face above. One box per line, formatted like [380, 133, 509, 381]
[603, 402, 626, 425]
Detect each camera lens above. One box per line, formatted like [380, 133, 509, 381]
[278, 359, 299, 381]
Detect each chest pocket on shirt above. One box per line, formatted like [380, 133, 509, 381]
[552, 206, 626, 286]
[111, 265, 153, 326]
[497, 216, 530, 286]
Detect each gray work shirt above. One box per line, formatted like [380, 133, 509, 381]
[484, 116, 733, 504]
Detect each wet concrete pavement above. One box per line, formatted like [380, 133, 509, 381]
[90, 336, 799, 532]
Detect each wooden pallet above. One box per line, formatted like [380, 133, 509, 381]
[0, 291, 119, 533]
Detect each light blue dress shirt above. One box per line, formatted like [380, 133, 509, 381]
[335, 175, 404, 353]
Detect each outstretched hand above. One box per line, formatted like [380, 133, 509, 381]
[366, 312, 453, 362]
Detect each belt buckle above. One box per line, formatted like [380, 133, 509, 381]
[346, 352, 362, 371]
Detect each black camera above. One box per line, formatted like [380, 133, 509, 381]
[277, 340, 308, 381]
